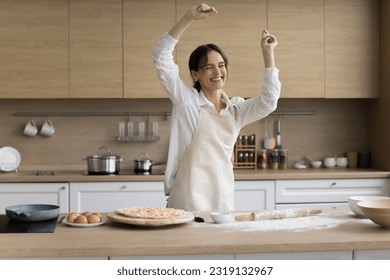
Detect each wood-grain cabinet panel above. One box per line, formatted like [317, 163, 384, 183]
[69, 0, 122, 98]
[325, 0, 379, 98]
[0, 0, 68, 98]
[268, 0, 325, 98]
[123, 0, 175, 98]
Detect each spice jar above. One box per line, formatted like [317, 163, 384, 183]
[258, 149, 267, 169]
[270, 149, 279, 169]
[279, 149, 288, 169]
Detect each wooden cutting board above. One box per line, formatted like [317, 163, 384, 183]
[107, 211, 194, 227]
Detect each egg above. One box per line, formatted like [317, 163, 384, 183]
[74, 215, 88, 224]
[82, 211, 93, 217]
[66, 212, 79, 223]
[87, 214, 101, 224]
[93, 212, 102, 219]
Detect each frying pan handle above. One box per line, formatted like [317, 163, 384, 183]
[8, 210, 31, 218]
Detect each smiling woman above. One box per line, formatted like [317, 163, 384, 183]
[152, 3, 281, 212]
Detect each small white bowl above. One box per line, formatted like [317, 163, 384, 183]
[336, 157, 348, 168]
[311, 161, 322, 168]
[210, 212, 233, 224]
[323, 157, 336, 168]
[348, 196, 390, 217]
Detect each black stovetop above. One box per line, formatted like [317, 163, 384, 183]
[0, 215, 57, 233]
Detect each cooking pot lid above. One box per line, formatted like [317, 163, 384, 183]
[136, 152, 151, 161]
[90, 146, 121, 159]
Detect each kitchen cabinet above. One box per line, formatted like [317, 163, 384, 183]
[268, 0, 325, 98]
[325, 0, 379, 98]
[69, 182, 167, 212]
[275, 178, 389, 208]
[234, 181, 274, 211]
[123, 0, 175, 98]
[0, 0, 68, 98]
[236, 251, 352, 260]
[0, 183, 69, 214]
[69, 0, 122, 98]
[354, 249, 390, 260]
[176, 0, 267, 98]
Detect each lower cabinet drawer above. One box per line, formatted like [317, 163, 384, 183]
[276, 179, 389, 204]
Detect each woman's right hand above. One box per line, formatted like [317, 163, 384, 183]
[191, 3, 217, 20]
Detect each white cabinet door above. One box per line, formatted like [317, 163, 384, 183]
[69, 182, 166, 212]
[236, 251, 353, 260]
[234, 181, 275, 211]
[276, 179, 389, 204]
[0, 183, 69, 213]
[354, 249, 390, 260]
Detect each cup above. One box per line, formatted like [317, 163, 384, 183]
[346, 152, 358, 169]
[118, 122, 126, 138]
[358, 152, 371, 168]
[336, 157, 348, 168]
[151, 121, 159, 137]
[138, 121, 145, 139]
[323, 157, 336, 168]
[40, 120, 55, 137]
[23, 120, 38, 137]
[127, 121, 134, 138]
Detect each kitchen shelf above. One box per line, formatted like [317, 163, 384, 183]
[233, 134, 257, 170]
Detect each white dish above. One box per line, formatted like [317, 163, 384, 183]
[62, 218, 106, 228]
[0, 146, 21, 172]
[210, 212, 233, 224]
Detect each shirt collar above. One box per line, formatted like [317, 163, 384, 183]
[198, 90, 232, 109]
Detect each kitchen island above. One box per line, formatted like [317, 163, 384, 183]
[1, 208, 390, 260]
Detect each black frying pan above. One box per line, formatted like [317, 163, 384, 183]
[5, 204, 60, 222]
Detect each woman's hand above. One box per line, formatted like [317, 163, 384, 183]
[191, 3, 217, 20]
[261, 29, 277, 68]
[261, 29, 278, 51]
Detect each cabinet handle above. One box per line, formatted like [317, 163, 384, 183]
[330, 182, 337, 187]
[60, 186, 66, 190]
[120, 185, 127, 190]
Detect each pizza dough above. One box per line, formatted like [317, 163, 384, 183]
[116, 207, 186, 219]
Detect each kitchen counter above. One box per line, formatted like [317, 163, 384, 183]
[1, 208, 390, 259]
[0, 168, 388, 183]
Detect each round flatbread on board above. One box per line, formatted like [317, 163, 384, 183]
[116, 207, 186, 219]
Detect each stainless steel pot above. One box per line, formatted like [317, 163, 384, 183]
[5, 204, 60, 222]
[134, 153, 165, 172]
[84, 146, 123, 174]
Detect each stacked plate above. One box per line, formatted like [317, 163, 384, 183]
[0, 146, 21, 172]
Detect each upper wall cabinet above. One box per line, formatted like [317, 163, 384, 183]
[325, 0, 379, 98]
[0, 0, 68, 98]
[70, 0, 122, 98]
[123, 0, 175, 98]
[176, 0, 267, 98]
[268, 0, 325, 98]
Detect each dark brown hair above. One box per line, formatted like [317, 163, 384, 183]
[188, 44, 229, 92]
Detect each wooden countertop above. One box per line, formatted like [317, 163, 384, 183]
[0, 168, 388, 182]
[1, 209, 390, 259]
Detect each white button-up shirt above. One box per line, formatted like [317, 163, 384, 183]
[152, 33, 281, 195]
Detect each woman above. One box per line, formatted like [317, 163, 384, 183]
[152, 3, 281, 211]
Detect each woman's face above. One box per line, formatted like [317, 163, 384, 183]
[193, 50, 227, 92]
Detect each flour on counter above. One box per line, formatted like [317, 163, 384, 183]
[190, 212, 373, 232]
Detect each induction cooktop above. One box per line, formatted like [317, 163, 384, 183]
[0, 215, 57, 233]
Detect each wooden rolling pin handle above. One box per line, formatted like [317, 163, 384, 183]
[234, 212, 255, 221]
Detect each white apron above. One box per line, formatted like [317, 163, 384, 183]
[167, 106, 239, 211]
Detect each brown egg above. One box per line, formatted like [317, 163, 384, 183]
[74, 215, 88, 224]
[66, 212, 79, 223]
[93, 212, 102, 219]
[87, 214, 101, 224]
[82, 211, 93, 217]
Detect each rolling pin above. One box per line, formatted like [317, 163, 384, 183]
[234, 209, 322, 222]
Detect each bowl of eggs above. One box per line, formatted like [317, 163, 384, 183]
[64, 211, 104, 227]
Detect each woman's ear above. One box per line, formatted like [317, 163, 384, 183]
[191, 70, 198, 82]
